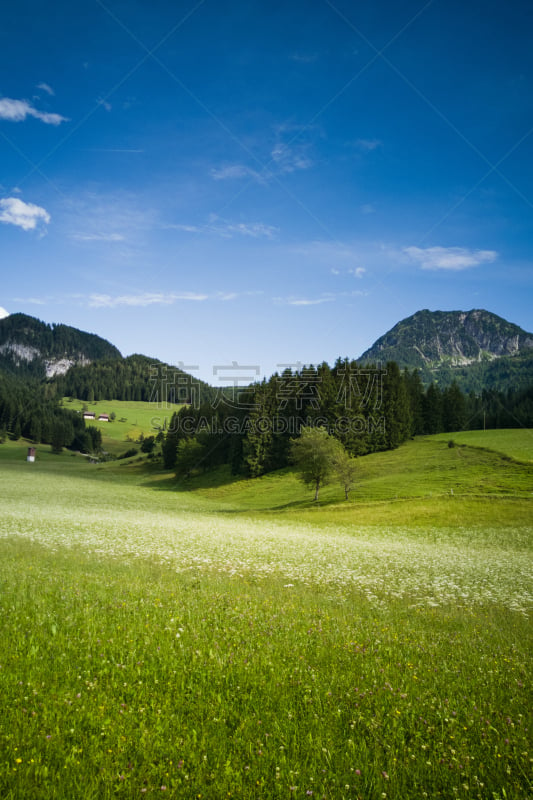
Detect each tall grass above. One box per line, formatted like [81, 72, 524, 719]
[0, 541, 530, 800]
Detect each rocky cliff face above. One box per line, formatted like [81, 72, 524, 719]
[359, 309, 533, 369]
[0, 313, 121, 379]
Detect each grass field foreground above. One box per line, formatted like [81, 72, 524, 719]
[0, 433, 531, 798]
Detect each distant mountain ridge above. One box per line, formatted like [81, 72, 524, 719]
[359, 309, 533, 391]
[0, 313, 217, 404]
[1, 309, 532, 396]
[0, 313, 122, 379]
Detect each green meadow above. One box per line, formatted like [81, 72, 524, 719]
[432, 429, 533, 463]
[60, 398, 182, 456]
[0, 432, 531, 799]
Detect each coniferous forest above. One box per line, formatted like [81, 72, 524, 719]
[0, 369, 102, 453]
[161, 359, 533, 476]
[1, 352, 532, 465]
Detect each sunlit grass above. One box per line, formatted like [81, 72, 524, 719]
[432, 428, 533, 463]
[0, 541, 530, 800]
[60, 397, 182, 455]
[0, 434, 531, 798]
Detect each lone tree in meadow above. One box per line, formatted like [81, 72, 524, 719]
[333, 447, 358, 501]
[290, 426, 345, 501]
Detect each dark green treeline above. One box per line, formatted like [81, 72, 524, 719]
[162, 360, 533, 476]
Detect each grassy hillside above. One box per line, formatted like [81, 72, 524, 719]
[61, 397, 182, 455]
[5, 428, 533, 526]
[171, 432, 533, 527]
[432, 428, 533, 462]
[0, 433, 531, 798]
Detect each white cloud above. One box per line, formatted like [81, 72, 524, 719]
[404, 246, 498, 271]
[0, 307, 9, 319]
[36, 82, 55, 96]
[331, 264, 366, 278]
[88, 292, 208, 308]
[0, 97, 68, 125]
[97, 98, 112, 112]
[360, 203, 376, 214]
[0, 197, 51, 231]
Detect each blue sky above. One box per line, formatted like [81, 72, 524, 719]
[1, 0, 532, 383]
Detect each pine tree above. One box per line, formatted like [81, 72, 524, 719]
[442, 381, 466, 432]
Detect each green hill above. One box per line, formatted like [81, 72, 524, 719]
[174, 430, 533, 523]
[53, 353, 217, 405]
[60, 397, 182, 456]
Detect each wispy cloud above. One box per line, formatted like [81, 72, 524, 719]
[211, 123, 316, 183]
[36, 82, 55, 96]
[289, 52, 319, 63]
[72, 232, 125, 242]
[275, 296, 334, 306]
[11, 296, 49, 305]
[210, 164, 266, 182]
[0, 97, 68, 125]
[215, 290, 263, 302]
[331, 265, 366, 278]
[220, 221, 278, 238]
[292, 240, 367, 268]
[0, 197, 50, 231]
[360, 203, 377, 214]
[65, 191, 157, 245]
[270, 123, 315, 174]
[82, 148, 144, 153]
[404, 246, 498, 271]
[168, 216, 278, 239]
[97, 97, 112, 112]
[270, 141, 313, 173]
[88, 292, 208, 308]
[353, 138, 382, 151]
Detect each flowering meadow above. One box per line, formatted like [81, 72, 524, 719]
[0, 442, 531, 798]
